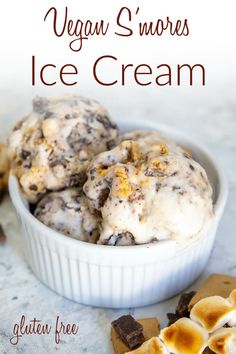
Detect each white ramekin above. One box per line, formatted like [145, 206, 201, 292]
[9, 120, 228, 308]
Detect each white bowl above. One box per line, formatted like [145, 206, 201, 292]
[9, 120, 228, 308]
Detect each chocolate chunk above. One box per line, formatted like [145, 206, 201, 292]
[167, 313, 180, 326]
[96, 114, 117, 130]
[112, 315, 145, 350]
[167, 291, 196, 326]
[29, 184, 38, 191]
[106, 139, 117, 150]
[105, 232, 135, 246]
[20, 150, 31, 160]
[98, 187, 110, 208]
[176, 291, 196, 317]
[69, 172, 87, 187]
[0, 224, 6, 243]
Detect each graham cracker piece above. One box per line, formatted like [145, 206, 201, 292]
[189, 274, 236, 310]
[111, 318, 160, 354]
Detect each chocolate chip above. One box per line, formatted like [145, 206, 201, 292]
[67, 127, 90, 152]
[176, 291, 196, 317]
[167, 313, 180, 326]
[171, 171, 178, 176]
[145, 168, 165, 177]
[167, 291, 196, 326]
[98, 188, 110, 208]
[20, 150, 31, 160]
[29, 184, 38, 191]
[96, 114, 117, 130]
[156, 183, 162, 192]
[189, 164, 195, 171]
[112, 315, 145, 350]
[104, 232, 135, 246]
[128, 189, 144, 202]
[0, 224, 6, 243]
[172, 186, 181, 191]
[106, 139, 117, 150]
[49, 157, 68, 169]
[69, 172, 86, 187]
[115, 232, 135, 246]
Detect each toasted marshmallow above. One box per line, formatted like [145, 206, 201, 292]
[160, 317, 208, 354]
[125, 336, 169, 354]
[229, 289, 236, 307]
[208, 327, 236, 354]
[190, 296, 236, 332]
[228, 289, 236, 326]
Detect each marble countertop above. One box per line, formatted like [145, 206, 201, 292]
[0, 98, 236, 354]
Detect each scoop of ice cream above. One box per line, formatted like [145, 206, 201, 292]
[8, 94, 119, 203]
[0, 143, 9, 198]
[34, 188, 99, 242]
[83, 137, 213, 246]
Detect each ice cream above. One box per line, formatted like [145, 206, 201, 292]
[8, 94, 119, 203]
[83, 135, 213, 246]
[34, 187, 99, 242]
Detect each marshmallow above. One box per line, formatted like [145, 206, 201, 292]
[208, 327, 236, 354]
[125, 336, 169, 354]
[160, 317, 208, 354]
[229, 289, 236, 308]
[228, 289, 236, 326]
[190, 296, 236, 332]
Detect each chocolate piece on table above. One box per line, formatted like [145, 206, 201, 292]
[176, 291, 196, 316]
[112, 315, 145, 350]
[189, 274, 236, 310]
[167, 312, 180, 326]
[167, 291, 196, 326]
[111, 317, 160, 354]
[0, 224, 6, 243]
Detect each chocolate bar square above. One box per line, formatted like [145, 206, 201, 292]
[112, 315, 145, 350]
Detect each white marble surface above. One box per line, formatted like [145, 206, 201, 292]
[0, 97, 236, 354]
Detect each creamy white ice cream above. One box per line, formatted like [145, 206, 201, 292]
[84, 133, 213, 246]
[8, 94, 119, 202]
